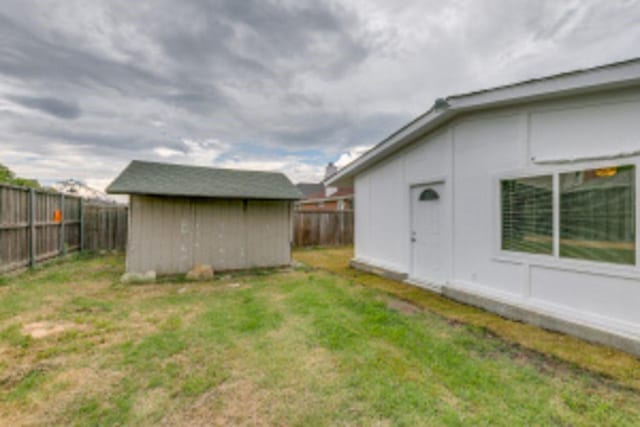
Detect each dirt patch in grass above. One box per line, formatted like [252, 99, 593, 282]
[52, 367, 124, 404]
[55, 366, 117, 391]
[131, 387, 170, 423]
[159, 379, 267, 427]
[386, 297, 422, 315]
[213, 378, 270, 426]
[0, 360, 57, 389]
[22, 321, 85, 339]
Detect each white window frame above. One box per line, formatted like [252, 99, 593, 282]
[492, 157, 640, 279]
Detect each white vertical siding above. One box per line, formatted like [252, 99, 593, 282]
[354, 128, 452, 275]
[452, 113, 525, 296]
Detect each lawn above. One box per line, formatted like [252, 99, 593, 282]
[0, 251, 639, 425]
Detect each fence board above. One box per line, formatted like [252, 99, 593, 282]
[81, 204, 128, 252]
[293, 210, 353, 247]
[0, 183, 128, 273]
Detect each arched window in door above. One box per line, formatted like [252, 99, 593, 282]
[419, 188, 439, 201]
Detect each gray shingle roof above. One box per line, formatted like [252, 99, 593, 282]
[107, 160, 303, 200]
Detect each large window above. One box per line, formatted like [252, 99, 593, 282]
[500, 165, 637, 266]
[560, 165, 635, 265]
[501, 175, 553, 255]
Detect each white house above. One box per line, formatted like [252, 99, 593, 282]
[326, 58, 640, 355]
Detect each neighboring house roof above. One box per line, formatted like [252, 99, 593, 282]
[303, 187, 354, 201]
[107, 160, 303, 200]
[296, 182, 325, 198]
[326, 57, 640, 187]
[298, 195, 353, 205]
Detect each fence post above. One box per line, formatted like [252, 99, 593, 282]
[29, 188, 36, 267]
[60, 193, 66, 256]
[79, 198, 84, 252]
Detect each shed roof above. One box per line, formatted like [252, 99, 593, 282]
[107, 160, 303, 200]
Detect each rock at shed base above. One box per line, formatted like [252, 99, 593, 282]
[186, 264, 214, 281]
[121, 270, 156, 284]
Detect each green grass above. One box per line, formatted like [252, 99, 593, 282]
[295, 247, 640, 391]
[0, 252, 639, 425]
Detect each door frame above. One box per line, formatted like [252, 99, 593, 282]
[408, 178, 446, 282]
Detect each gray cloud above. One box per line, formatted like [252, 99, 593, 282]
[253, 111, 410, 152]
[0, 0, 640, 189]
[0, 13, 167, 95]
[7, 95, 81, 119]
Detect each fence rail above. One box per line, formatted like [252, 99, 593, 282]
[0, 184, 127, 273]
[293, 210, 353, 247]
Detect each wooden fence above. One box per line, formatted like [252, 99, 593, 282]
[82, 204, 128, 252]
[293, 210, 354, 247]
[1, 183, 350, 272]
[0, 184, 127, 273]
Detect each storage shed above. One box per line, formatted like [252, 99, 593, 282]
[107, 160, 302, 275]
[326, 58, 640, 355]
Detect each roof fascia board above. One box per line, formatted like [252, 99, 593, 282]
[325, 109, 454, 186]
[326, 59, 640, 186]
[450, 62, 640, 111]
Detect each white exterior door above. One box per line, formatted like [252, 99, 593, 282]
[410, 183, 444, 283]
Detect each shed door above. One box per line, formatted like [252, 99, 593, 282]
[410, 184, 444, 283]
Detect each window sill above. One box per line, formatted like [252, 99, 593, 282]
[492, 250, 640, 280]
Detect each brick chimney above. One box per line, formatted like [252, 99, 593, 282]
[325, 162, 337, 179]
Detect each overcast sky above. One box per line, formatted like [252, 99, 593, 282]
[2, 0, 640, 190]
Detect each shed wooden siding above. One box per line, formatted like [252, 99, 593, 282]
[127, 195, 293, 274]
